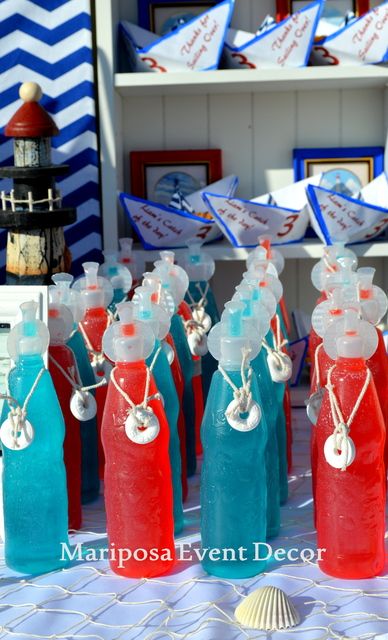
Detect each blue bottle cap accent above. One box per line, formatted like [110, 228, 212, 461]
[178, 240, 215, 282]
[8, 300, 49, 361]
[208, 300, 263, 367]
[99, 251, 133, 293]
[132, 285, 171, 340]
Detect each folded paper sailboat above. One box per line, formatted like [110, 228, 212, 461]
[119, 175, 238, 249]
[309, 2, 388, 66]
[202, 175, 321, 247]
[307, 172, 388, 244]
[223, 0, 323, 69]
[120, 0, 234, 72]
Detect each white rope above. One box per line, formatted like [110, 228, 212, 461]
[186, 282, 209, 311]
[325, 365, 371, 471]
[323, 255, 337, 273]
[48, 354, 107, 392]
[78, 316, 111, 369]
[110, 345, 162, 410]
[218, 348, 253, 415]
[1, 367, 45, 448]
[314, 342, 324, 389]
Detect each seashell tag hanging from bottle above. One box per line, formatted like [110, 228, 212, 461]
[324, 429, 355, 470]
[192, 306, 212, 333]
[305, 387, 325, 425]
[70, 390, 97, 421]
[267, 350, 292, 383]
[226, 397, 261, 432]
[125, 405, 160, 444]
[0, 413, 34, 451]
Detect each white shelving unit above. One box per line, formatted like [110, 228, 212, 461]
[95, 0, 388, 317]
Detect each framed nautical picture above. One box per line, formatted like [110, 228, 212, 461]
[277, 0, 370, 21]
[130, 149, 223, 204]
[293, 146, 384, 195]
[138, 0, 218, 34]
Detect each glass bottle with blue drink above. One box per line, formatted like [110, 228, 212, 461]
[243, 267, 289, 505]
[200, 301, 268, 578]
[233, 282, 281, 539]
[153, 257, 197, 477]
[0, 301, 69, 574]
[131, 288, 184, 534]
[180, 241, 220, 402]
[52, 273, 100, 504]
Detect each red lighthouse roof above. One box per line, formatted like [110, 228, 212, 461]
[5, 82, 58, 138]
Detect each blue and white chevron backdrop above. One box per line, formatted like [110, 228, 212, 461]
[0, 0, 103, 279]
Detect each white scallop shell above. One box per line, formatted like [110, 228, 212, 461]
[235, 586, 300, 631]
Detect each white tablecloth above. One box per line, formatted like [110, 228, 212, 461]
[1, 406, 388, 640]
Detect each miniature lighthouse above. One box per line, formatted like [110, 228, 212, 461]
[0, 82, 76, 284]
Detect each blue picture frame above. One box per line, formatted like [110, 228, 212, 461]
[293, 146, 384, 183]
[138, 0, 218, 34]
[293, 145, 384, 238]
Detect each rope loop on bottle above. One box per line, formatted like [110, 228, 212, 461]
[324, 365, 371, 471]
[0, 367, 45, 450]
[218, 348, 261, 432]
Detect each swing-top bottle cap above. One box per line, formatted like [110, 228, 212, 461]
[142, 271, 175, 317]
[258, 234, 285, 274]
[247, 235, 285, 275]
[102, 302, 155, 363]
[47, 287, 74, 345]
[246, 249, 279, 279]
[8, 300, 49, 361]
[356, 267, 388, 326]
[51, 272, 83, 324]
[154, 251, 189, 302]
[99, 251, 133, 293]
[323, 308, 378, 361]
[243, 265, 283, 303]
[242, 273, 277, 319]
[311, 244, 357, 291]
[73, 262, 114, 310]
[132, 286, 170, 340]
[118, 237, 143, 282]
[208, 300, 262, 367]
[320, 257, 357, 296]
[233, 283, 271, 338]
[178, 240, 215, 282]
[311, 287, 357, 338]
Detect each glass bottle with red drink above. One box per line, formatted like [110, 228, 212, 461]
[315, 310, 386, 579]
[101, 305, 175, 578]
[72, 262, 113, 478]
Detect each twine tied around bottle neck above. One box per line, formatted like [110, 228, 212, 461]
[0, 367, 45, 449]
[325, 365, 371, 471]
[218, 348, 253, 416]
[48, 354, 107, 394]
[186, 281, 209, 313]
[78, 315, 111, 369]
[110, 345, 162, 411]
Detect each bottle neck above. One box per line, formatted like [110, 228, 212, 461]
[335, 357, 366, 371]
[16, 354, 45, 370]
[115, 360, 147, 371]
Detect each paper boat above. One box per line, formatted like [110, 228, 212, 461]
[307, 173, 388, 244]
[202, 175, 322, 247]
[223, 0, 323, 69]
[309, 2, 388, 66]
[120, 0, 234, 73]
[119, 175, 238, 249]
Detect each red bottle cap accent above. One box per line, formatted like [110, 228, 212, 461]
[5, 82, 58, 138]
